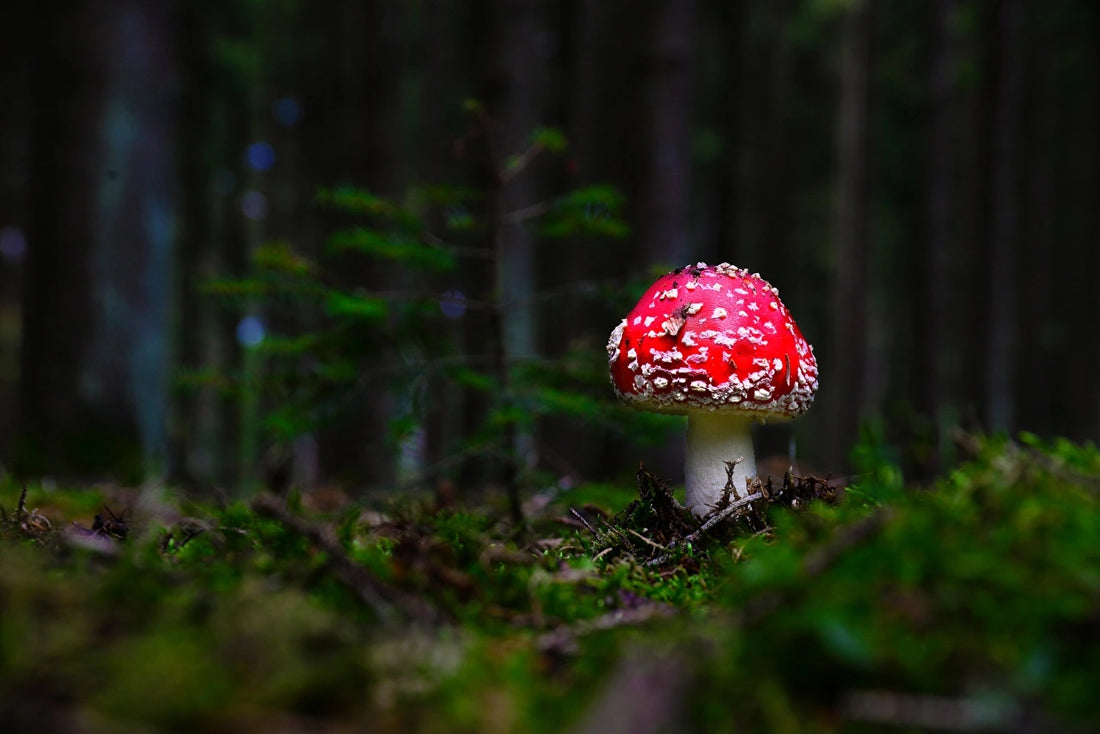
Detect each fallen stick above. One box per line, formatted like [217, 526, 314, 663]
[251, 493, 441, 626]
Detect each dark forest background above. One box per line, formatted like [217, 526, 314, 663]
[1, 0, 1098, 498]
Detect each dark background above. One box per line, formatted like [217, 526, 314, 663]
[0, 0, 1097, 495]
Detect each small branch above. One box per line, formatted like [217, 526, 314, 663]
[251, 493, 439, 625]
[645, 490, 767, 567]
[16, 483, 28, 523]
[722, 458, 744, 500]
[625, 527, 671, 555]
[568, 507, 598, 534]
[421, 231, 495, 260]
[499, 142, 546, 184]
[536, 603, 676, 655]
[500, 200, 553, 224]
[692, 490, 767, 541]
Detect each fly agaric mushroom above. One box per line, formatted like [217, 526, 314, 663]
[607, 262, 818, 516]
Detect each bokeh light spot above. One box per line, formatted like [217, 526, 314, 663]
[240, 190, 269, 220]
[0, 226, 27, 262]
[440, 290, 467, 319]
[236, 315, 266, 347]
[274, 96, 302, 127]
[245, 141, 276, 172]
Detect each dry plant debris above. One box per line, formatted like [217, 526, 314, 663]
[0, 484, 54, 544]
[71, 505, 130, 540]
[575, 463, 840, 568]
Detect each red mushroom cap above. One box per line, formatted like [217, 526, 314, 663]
[607, 262, 818, 419]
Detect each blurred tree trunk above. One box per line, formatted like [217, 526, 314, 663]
[417, 0, 471, 490]
[312, 0, 407, 491]
[1016, 22, 1057, 437]
[1077, 11, 1100, 440]
[549, 0, 646, 482]
[727, 2, 766, 269]
[19, 2, 100, 475]
[825, 0, 873, 471]
[19, 0, 178, 480]
[953, 4, 992, 435]
[1040, 2, 1100, 441]
[637, 0, 696, 266]
[985, 0, 1024, 432]
[745, 3, 796, 280]
[0, 0, 31, 457]
[604, 0, 698, 482]
[174, 1, 223, 487]
[701, 0, 744, 264]
[478, 0, 548, 514]
[173, 2, 259, 491]
[913, 0, 958, 474]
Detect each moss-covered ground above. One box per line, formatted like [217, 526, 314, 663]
[3, 432, 1099, 732]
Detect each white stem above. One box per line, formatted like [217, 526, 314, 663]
[684, 411, 756, 517]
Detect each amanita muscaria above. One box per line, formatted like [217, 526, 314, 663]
[607, 262, 818, 516]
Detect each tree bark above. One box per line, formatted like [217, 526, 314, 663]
[985, 0, 1024, 432]
[914, 0, 958, 474]
[637, 0, 697, 267]
[19, 0, 178, 480]
[1017, 23, 1057, 436]
[0, 0, 32, 457]
[313, 0, 408, 491]
[826, 0, 873, 471]
[478, 0, 548, 515]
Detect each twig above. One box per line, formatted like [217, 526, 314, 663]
[723, 458, 743, 500]
[16, 483, 27, 523]
[692, 490, 767, 539]
[251, 493, 440, 625]
[499, 142, 546, 184]
[625, 527, 671, 555]
[593, 546, 614, 562]
[645, 490, 766, 566]
[420, 231, 494, 260]
[500, 200, 553, 224]
[536, 603, 676, 655]
[569, 506, 599, 534]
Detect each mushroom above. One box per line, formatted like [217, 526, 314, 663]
[607, 262, 818, 516]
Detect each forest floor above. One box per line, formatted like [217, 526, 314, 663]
[3, 432, 1100, 733]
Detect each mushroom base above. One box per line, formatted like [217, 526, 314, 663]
[684, 412, 756, 517]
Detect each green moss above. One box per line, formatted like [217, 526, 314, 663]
[4, 435, 1100, 730]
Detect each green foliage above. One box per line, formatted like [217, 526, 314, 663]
[378, 433, 1100, 732]
[695, 433, 1100, 730]
[531, 126, 568, 153]
[1, 500, 366, 729]
[321, 289, 389, 321]
[328, 228, 457, 271]
[4, 434, 1100, 729]
[315, 186, 421, 227]
[538, 185, 630, 239]
[200, 117, 640, 480]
